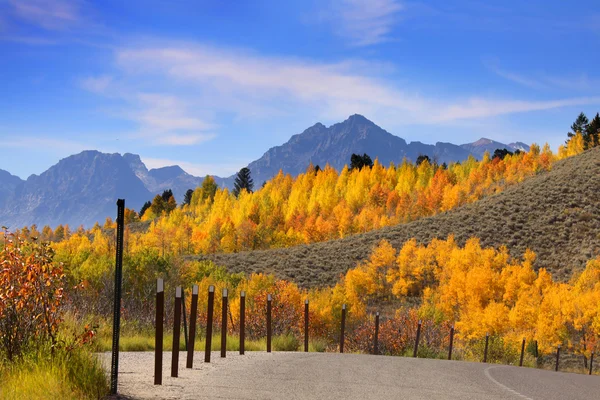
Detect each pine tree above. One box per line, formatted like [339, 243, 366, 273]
[233, 167, 254, 197]
[568, 112, 589, 139]
[183, 189, 194, 206]
[161, 189, 174, 203]
[350, 153, 374, 170]
[139, 201, 151, 217]
[585, 112, 600, 149]
[416, 154, 430, 166]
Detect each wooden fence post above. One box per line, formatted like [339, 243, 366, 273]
[483, 333, 489, 363]
[448, 326, 455, 360]
[413, 320, 422, 358]
[154, 279, 164, 385]
[266, 294, 272, 353]
[555, 345, 561, 372]
[186, 285, 198, 369]
[171, 287, 182, 378]
[373, 312, 380, 355]
[340, 304, 346, 354]
[240, 291, 245, 355]
[204, 285, 215, 363]
[221, 289, 228, 358]
[182, 290, 188, 351]
[304, 299, 309, 352]
[519, 338, 526, 367]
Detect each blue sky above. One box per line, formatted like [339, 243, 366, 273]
[1, 0, 599, 179]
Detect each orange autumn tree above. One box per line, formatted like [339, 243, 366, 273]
[0, 233, 66, 360]
[340, 235, 600, 363]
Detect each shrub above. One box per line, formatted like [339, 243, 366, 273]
[0, 234, 65, 361]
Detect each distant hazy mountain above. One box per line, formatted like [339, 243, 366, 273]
[123, 153, 203, 202]
[460, 138, 531, 159]
[0, 151, 153, 229]
[243, 114, 506, 186]
[0, 169, 24, 210]
[0, 115, 527, 229]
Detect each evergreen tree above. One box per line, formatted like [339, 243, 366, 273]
[161, 189, 174, 203]
[139, 201, 151, 217]
[233, 167, 254, 197]
[166, 196, 177, 213]
[568, 112, 589, 139]
[585, 112, 600, 149]
[416, 154, 431, 166]
[350, 153, 374, 170]
[183, 189, 194, 206]
[150, 195, 166, 216]
[492, 148, 513, 160]
[54, 225, 65, 242]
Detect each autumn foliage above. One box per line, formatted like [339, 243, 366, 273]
[0, 234, 66, 360]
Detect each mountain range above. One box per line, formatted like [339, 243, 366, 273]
[0, 115, 528, 229]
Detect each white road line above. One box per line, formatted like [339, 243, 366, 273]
[484, 366, 534, 400]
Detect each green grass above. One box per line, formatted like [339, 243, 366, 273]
[95, 331, 326, 353]
[0, 346, 108, 400]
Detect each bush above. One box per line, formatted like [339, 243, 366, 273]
[0, 235, 66, 361]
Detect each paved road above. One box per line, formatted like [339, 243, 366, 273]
[102, 352, 598, 399]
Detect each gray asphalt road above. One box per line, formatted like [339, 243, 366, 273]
[102, 352, 598, 399]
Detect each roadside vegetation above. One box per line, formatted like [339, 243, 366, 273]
[0, 236, 108, 399]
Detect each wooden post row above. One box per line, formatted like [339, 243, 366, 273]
[154, 279, 164, 385]
[186, 285, 198, 369]
[205, 286, 215, 363]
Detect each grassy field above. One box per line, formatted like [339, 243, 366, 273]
[194, 147, 600, 287]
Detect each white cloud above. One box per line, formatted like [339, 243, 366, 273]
[434, 97, 600, 122]
[485, 60, 600, 93]
[112, 43, 600, 125]
[142, 157, 243, 177]
[330, 0, 404, 46]
[80, 75, 112, 94]
[8, 0, 82, 31]
[484, 60, 547, 90]
[0, 136, 88, 152]
[153, 133, 216, 146]
[79, 78, 217, 146]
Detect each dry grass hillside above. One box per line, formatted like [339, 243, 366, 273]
[192, 147, 600, 288]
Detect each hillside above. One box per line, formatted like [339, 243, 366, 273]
[195, 146, 600, 288]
